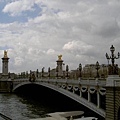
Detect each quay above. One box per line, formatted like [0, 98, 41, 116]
[0, 45, 120, 120]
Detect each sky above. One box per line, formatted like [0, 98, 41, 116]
[0, 0, 120, 73]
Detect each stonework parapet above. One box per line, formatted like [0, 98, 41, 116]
[106, 75, 120, 86]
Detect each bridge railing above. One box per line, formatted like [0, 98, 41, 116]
[35, 78, 106, 87]
[13, 78, 106, 87]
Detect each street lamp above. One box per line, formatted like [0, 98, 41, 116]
[106, 45, 120, 66]
[66, 65, 69, 78]
[36, 69, 39, 78]
[56, 66, 58, 78]
[62, 63, 65, 78]
[96, 61, 100, 78]
[106, 45, 120, 74]
[79, 63, 82, 79]
[42, 67, 44, 77]
[48, 67, 50, 78]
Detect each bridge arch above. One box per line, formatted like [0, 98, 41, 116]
[13, 81, 105, 118]
[13, 82, 37, 92]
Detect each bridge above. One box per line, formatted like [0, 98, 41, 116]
[0, 45, 120, 120]
[9, 75, 120, 120]
[1, 75, 120, 120]
[12, 78, 106, 118]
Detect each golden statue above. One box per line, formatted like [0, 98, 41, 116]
[4, 50, 8, 58]
[58, 54, 62, 60]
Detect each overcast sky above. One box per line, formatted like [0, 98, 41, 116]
[0, 0, 120, 73]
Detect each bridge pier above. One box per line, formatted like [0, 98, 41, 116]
[0, 81, 13, 92]
[106, 75, 120, 120]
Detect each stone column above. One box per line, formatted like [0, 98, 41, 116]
[1, 50, 9, 79]
[56, 55, 63, 77]
[106, 75, 120, 120]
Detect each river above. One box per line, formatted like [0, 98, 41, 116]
[0, 93, 85, 120]
[0, 93, 48, 120]
[0, 89, 105, 120]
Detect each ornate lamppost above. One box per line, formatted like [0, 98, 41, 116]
[42, 67, 44, 78]
[56, 66, 58, 78]
[48, 67, 50, 78]
[79, 63, 82, 79]
[62, 63, 65, 79]
[36, 69, 39, 78]
[23, 72, 25, 78]
[66, 65, 69, 78]
[96, 61, 100, 78]
[106, 45, 120, 74]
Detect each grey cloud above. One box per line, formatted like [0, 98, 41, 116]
[1, 0, 120, 72]
[93, 20, 120, 38]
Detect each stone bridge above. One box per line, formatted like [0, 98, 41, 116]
[12, 78, 106, 118]
[1, 75, 120, 120]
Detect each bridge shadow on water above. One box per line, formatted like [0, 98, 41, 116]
[14, 84, 105, 120]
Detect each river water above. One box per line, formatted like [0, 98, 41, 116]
[0, 84, 105, 120]
[0, 93, 47, 120]
[0, 93, 83, 120]
[0, 93, 105, 120]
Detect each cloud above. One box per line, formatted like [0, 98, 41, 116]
[46, 49, 55, 55]
[63, 40, 93, 55]
[14, 56, 24, 66]
[92, 19, 120, 39]
[2, 0, 35, 16]
[0, 0, 120, 73]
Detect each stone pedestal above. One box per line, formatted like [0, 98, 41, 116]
[106, 75, 120, 120]
[1, 50, 9, 80]
[2, 57, 9, 75]
[0, 81, 12, 92]
[56, 55, 64, 77]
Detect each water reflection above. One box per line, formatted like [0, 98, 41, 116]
[0, 94, 47, 120]
[0, 93, 104, 120]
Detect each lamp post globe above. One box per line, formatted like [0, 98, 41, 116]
[79, 63, 82, 78]
[110, 45, 115, 53]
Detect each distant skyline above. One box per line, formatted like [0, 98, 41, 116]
[0, 0, 120, 73]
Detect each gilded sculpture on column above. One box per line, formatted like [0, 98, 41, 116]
[4, 50, 8, 58]
[58, 54, 62, 60]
